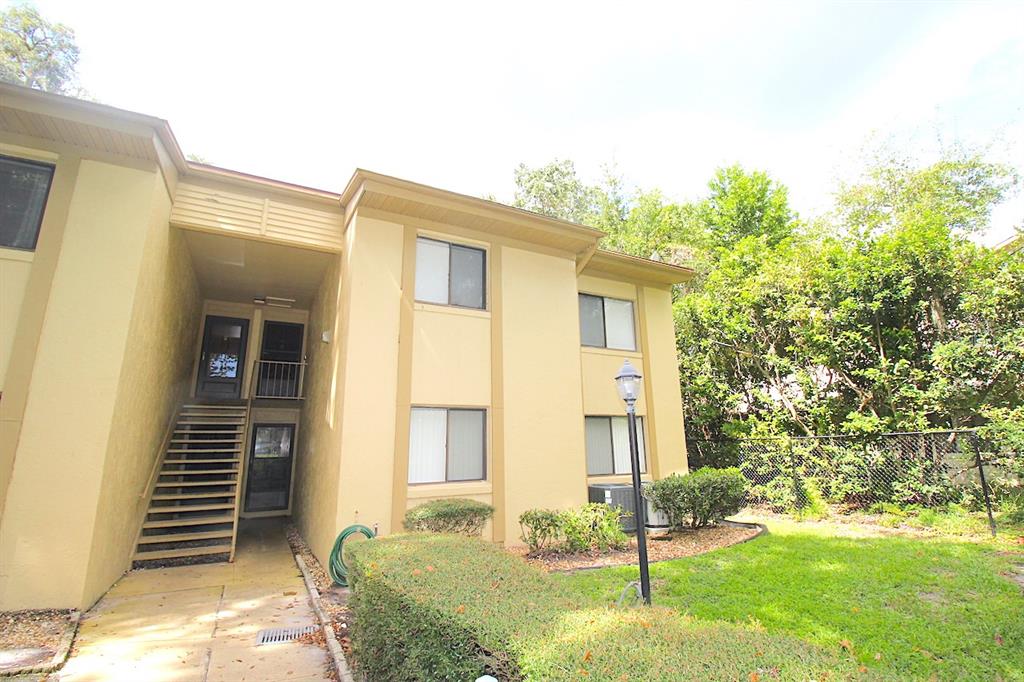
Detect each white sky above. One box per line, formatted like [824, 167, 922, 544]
[16, 0, 1024, 244]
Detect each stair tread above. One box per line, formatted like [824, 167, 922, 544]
[163, 458, 240, 464]
[149, 500, 236, 509]
[134, 545, 231, 561]
[160, 469, 238, 476]
[155, 480, 237, 487]
[173, 429, 243, 434]
[183, 403, 248, 409]
[166, 449, 241, 454]
[171, 438, 242, 442]
[144, 514, 235, 528]
[138, 529, 234, 544]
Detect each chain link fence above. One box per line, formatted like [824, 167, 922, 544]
[687, 430, 1022, 535]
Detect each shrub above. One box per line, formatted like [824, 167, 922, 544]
[403, 498, 494, 536]
[518, 504, 628, 554]
[518, 508, 562, 552]
[646, 467, 746, 529]
[346, 533, 872, 681]
[559, 503, 629, 552]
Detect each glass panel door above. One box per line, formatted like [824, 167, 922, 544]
[196, 315, 249, 399]
[244, 424, 295, 513]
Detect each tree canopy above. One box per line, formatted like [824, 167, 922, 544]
[505, 151, 1022, 441]
[0, 4, 81, 95]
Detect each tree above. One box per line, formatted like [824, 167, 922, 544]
[675, 151, 1021, 441]
[511, 159, 596, 225]
[0, 4, 81, 95]
[696, 165, 796, 249]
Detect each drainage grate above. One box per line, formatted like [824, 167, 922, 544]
[254, 625, 318, 646]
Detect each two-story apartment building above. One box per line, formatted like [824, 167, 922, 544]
[0, 83, 691, 611]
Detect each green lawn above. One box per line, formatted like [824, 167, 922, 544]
[559, 521, 1024, 681]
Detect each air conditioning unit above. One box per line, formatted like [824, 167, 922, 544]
[588, 484, 672, 535]
[588, 483, 636, 531]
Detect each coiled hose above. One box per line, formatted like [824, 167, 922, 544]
[329, 524, 376, 586]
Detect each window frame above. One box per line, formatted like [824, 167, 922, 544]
[584, 415, 648, 476]
[578, 293, 637, 351]
[414, 236, 487, 311]
[408, 406, 488, 485]
[0, 154, 56, 252]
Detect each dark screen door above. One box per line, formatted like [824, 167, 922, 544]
[196, 315, 249, 399]
[244, 424, 295, 513]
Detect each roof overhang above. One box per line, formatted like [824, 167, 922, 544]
[341, 169, 604, 255]
[582, 249, 695, 286]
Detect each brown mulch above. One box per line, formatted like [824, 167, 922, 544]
[509, 523, 761, 571]
[0, 609, 72, 653]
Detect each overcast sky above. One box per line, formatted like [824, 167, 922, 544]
[19, 0, 1024, 244]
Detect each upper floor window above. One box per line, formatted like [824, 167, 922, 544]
[585, 415, 647, 476]
[0, 155, 55, 251]
[408, 407, 487, 484]
[415, 237, 486, 309]
[579, 294, 636, 351]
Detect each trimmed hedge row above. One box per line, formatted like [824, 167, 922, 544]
[346, 533, 871, 681]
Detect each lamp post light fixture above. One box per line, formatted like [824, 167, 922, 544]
[614, 359, 651, 605]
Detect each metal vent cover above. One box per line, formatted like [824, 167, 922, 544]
[254, 625, 318, 645]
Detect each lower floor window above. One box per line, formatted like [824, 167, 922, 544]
[408, 407, 486, 483]
[585, 415, 647, 476]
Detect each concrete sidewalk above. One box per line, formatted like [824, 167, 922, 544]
[54, 519, 331, 681]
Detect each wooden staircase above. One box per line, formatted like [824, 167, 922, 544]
[133, 402, 250, 565]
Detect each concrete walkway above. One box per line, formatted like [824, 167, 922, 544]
[54, 519, 331, 682]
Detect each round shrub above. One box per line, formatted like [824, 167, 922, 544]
[403, 498, 495, 536]
[646, 467, 747, 529]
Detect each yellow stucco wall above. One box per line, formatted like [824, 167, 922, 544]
[332, 213, 404, 540]
[0, 249, 32, 390]
[0, 160, 174, 609]
[294, 255, 346, 564]
[500, 246, 589, 544]
[81, 223, 201, 604]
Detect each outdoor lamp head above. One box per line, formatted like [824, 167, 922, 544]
[614, 359, 643, 407]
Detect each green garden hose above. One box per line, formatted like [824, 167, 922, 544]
[329, 524, 375, 586]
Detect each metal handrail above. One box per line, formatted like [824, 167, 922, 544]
[251, 359, 306, 399]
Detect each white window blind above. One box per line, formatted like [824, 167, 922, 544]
[408, 408, 447, 484]
[415, 238, 450, 304]
[603, 297, 636, 351]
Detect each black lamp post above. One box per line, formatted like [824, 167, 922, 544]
[614, 359, 651, 605]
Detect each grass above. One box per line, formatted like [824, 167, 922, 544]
[560, 519, 1024, 681]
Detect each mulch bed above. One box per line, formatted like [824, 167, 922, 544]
[509, 523, 761, 572]
[0, 609, 75, 674]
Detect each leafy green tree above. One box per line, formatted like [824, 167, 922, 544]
[0, 4, 81, 95]
[696, 164, 796, 249]
[511, 159, 596, 225]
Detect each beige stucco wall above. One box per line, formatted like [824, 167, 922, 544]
[500, 246, 589, 544]
[0, 160, 175, 609]
[0, 249, 32, 390]
[331, 213, 404, 545]
[294, 255, 346, 563]
[81, 223, 201, 603]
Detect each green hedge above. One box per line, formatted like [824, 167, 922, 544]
[403, 498, 495, 536]
[346, 533, 871, 681]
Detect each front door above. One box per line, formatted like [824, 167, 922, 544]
[196, 315, 249, 399]
[244, 423, 295, 513]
